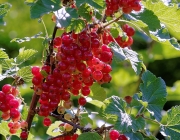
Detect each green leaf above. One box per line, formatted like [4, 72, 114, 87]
[80, 115, 93, 127]
[76, 0, 105, 9]
[30, 0, 61, 19]
[160, 106, 180, 140]
[90, 83, 106, 101]
[0, 121, 9, 138]
[77, 132, 102, 140]
[47, 121, 62, 137]
[124, 132, 144, 140]
[140, 70, 167, 121]
[100, 96, 145, 132]
[1, 58, 14, 70]
[130, 9, 161, 32]
[123, 48, 144, 75]
[21, 105, 29, 120]
[143, 0, 180, 33]
[66, 19, 85, 34]
[17, 66, 33, 82]
[109, 42, 144, 75]
[77, 3, 92, 21]
[0, 3, 11, 25]
[0, 49, 8, 60]
[109, 42, 126, 62]
[100, 96, 126, 121]
[110, 28, 119, 38]
[16, 48, 37, 65]
[11, 32, 43, 44]
[55, 7, 78, 28]
[88, 100, 104, 108]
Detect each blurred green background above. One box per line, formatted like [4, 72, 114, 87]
[1, 1, 180, 139]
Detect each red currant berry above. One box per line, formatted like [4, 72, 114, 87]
[20, 131, 28, 139]
[43, 117, 52, 127]
[109, 130, 120, 140]
[78, 97, 87, 106]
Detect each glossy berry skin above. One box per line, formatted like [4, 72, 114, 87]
[43, 117, 52, 127]
[20, 131, 28, 139]
[31, 66, 40, 76]
[78, 97, 87, 106]
[118, 134, 128, 140]
[2, 84, 12, 94]
[109, 130, 120, 140]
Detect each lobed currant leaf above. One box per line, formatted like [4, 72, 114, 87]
[0, 49, 9, 60]
[124, 132, 144, 140]
[17, 66, 33, 82]
[160, 106, 180, 139]
[76, 0, 105, 9]
[30, 0, 61, 19]
[15, 47, 37, 65]
[66, 19, 85, 34]
[140, 70, 167, 121]
[77, 3, 92, 21]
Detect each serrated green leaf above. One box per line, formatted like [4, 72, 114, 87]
[88, 100, 104, 108]
[77, 132, 102, 140]
[11, 32, 43, 44]
[100, 96, 126, 121]
[17, 66, 33, 82]
[109, 42, 126, 62]
[47, 121, 62, 137]
[76, 0, 105, 9]
[144, 0, 180, 33]
[123, 48, 144, 75]
[16, 48, 37, 65]
[1, 58, 14, 70]
[30, 0, 61, 19]
[0, 49, 8, 60]
[90, 83, 106, 101]
[66, 19, 85, 34]
[124, 132, 144, 140]
[140, 70, 167, 121]
[100, 96, 145, 132]
[55, 7, 78, 28]
[160, 106, 180, 139]
[77, 3, 92, 21]
[0, 121, 9, 138]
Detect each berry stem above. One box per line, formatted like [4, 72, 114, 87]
[103, 15, 122, 28]
[23, 93, 40, 140]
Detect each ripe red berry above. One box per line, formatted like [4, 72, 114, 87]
[78, 97, 87, 106]
[43, 117, 52, 127]
[109, 130, 120, 140]
[20, 131, 28, 139]
[81, 86, 90, 96]
[31, 66, 40, 76]
[92, 71, 103, 81]
[2, 84, 12, 94]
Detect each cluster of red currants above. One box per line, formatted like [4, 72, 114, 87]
[53, 133, 79, 140]
[105, 0, 142, 16]
[0, 84, 29, 138]
[31, 29, 113, 128]
[109, 129, 128, 140]
[103, 24, 135, 48]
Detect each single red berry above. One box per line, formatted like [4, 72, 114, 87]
[2, 84, 12, 94]
[43, 117, 52, 127]
[81, 86, 90, 96]
[20, 131, 28, 139]
[31, 66, 40, 76]
[78, 97, 87, 106]
[92, 71, 103, 81]
[72, 134, 79, 140]
[109, 130, 120, 140]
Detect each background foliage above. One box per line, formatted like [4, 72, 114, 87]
[0, 0, 180, 139]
